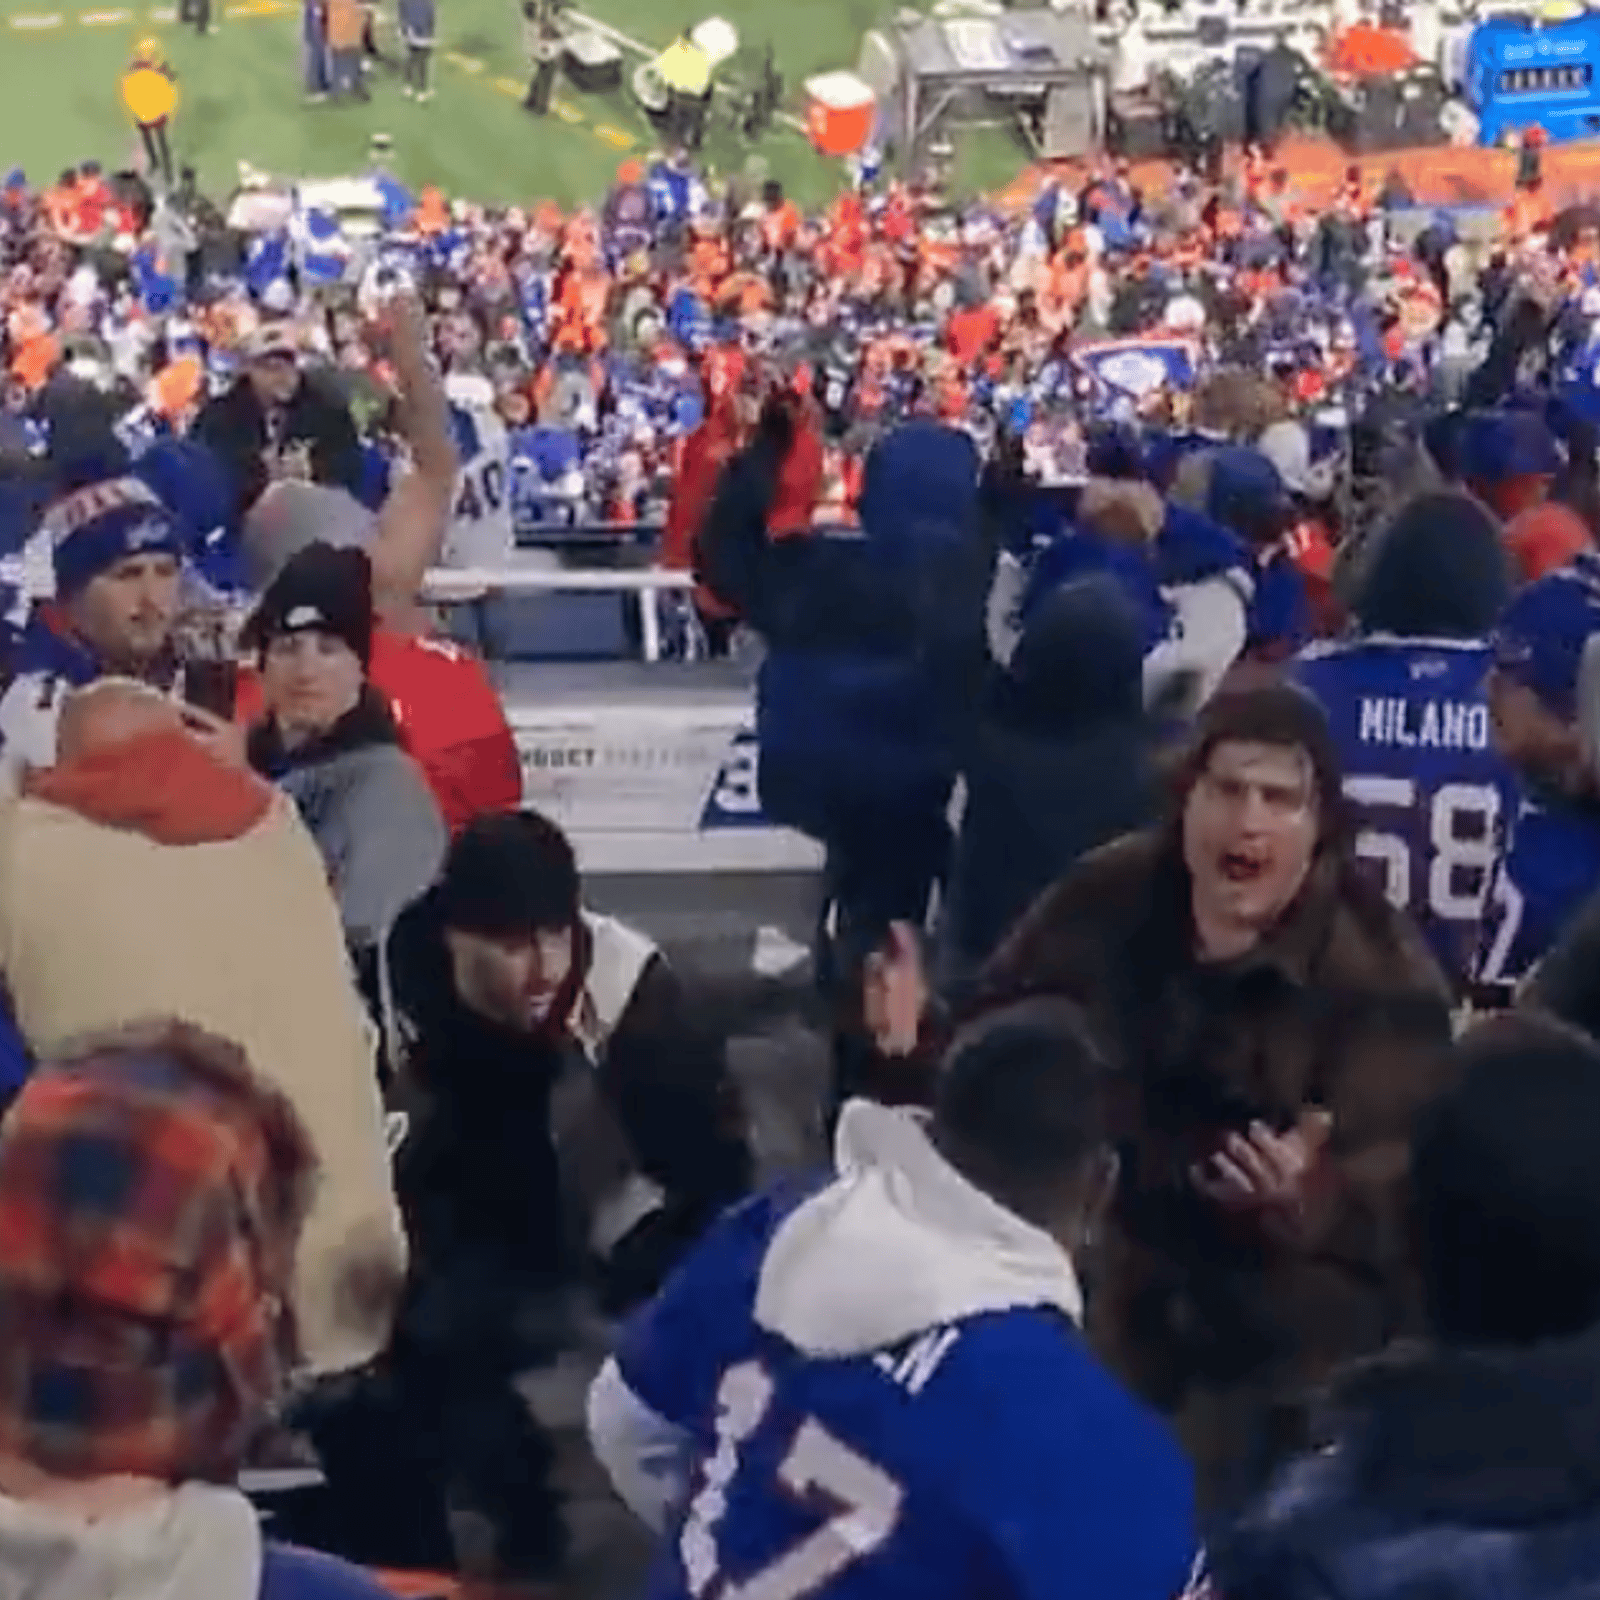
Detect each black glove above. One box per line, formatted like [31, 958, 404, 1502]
[596, 1201, 703, 1317]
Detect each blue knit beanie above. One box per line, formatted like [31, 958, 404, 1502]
[43, 476, 184, 597]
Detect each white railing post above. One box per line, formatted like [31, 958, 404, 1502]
[639, 588, 663, 664]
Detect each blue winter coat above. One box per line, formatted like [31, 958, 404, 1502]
[745, 422, 988, 833]
[1210, 1330, 1600, 1600]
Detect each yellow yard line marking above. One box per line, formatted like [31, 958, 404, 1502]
[593, 122, 633, 148]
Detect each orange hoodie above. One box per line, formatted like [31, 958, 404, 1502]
[1503, 501, 1593, 581]
[25, 729, 272, 845]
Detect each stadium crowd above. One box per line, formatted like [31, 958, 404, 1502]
[6, 125, 1600, 1600]
[3, 139, 1575, 537]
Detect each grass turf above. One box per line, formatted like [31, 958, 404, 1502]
[0, 0, 1034, 208]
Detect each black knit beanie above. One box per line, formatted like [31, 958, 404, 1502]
[437, 810, 580, 937]
[250, 542, 374, 669]
[1356, 491, 1512, 641]
[1414, 1013, 1600, 1348]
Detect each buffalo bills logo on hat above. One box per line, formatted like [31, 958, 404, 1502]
[125, 517, 175, 552]
[47, 476, 183, 597]
[1491, 629, 1535, 672]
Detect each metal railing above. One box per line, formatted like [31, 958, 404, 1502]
[423, 550, 696, 662]
[449, 518, 861, 662]
[511, 514, 667, 547]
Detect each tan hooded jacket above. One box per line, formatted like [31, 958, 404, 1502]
[0, 725, 406, 1377]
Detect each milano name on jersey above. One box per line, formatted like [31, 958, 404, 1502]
[1294, 635, 1515, 991]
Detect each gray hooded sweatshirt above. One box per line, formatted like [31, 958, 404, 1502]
[250, 694, 448, 951]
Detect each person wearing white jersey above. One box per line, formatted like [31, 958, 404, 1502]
[439, 370, 563, 657]
[442, 371, 515, 571]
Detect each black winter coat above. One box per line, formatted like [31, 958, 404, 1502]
[193, 369, 364, 521]
[384, 888, 751, 1350]
[947, 574, 1161, 975]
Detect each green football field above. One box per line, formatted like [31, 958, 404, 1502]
[0, 0, 1032, 209]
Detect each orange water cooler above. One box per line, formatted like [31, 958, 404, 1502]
[804, 70, 877, 156]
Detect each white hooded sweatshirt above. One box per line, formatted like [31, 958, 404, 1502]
[0, 1482, 262, 1600]
[588, 1100, 1084, 1531]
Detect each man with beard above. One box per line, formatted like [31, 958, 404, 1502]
[286, 810, 752, 1595]
[0, 475, 186, 793]
[588, 1001, 1199, 1600]
[859, 683, 1454, 1512]
[1476, 554, 1600, 999]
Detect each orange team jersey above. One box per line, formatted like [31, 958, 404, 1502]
[702, 342, 745, 402]
[935, 373, 968, 421]
[880, 191, 915, 246]
[760, 199, 800, 252]
[946, 303, 999, 365]
[236, 626, 522, 832]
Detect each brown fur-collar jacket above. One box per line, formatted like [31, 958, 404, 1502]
[970, 829, 1456, 1413]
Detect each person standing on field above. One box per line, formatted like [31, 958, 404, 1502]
[399, 0, 436, 100]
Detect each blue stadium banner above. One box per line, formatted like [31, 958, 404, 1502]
[1072, 338, 1199, 403]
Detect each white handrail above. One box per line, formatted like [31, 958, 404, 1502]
[423, 566, 697, 597]
[423, 563, 699, 663]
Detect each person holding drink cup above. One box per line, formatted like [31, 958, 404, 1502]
[0, 475, 192, 793]
[0, 455, 261, 787]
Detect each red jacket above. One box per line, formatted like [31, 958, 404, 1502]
[664, 402, 743, 618]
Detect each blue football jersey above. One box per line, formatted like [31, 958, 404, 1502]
[1476, 792, 1600, 993]
[1294, 636, 1515, 991]
[616, 1183, 1197, 1600]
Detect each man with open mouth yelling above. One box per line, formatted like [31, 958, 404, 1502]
[1183, 729, 1321, 965]
[860, 678, 1456, 1517]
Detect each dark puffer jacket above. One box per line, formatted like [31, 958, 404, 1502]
[1211, 1328, 1600, 1600]
[701, 418, 990, 930]
[947, 575, 1160, 975]
[748, 421, 989, 827]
